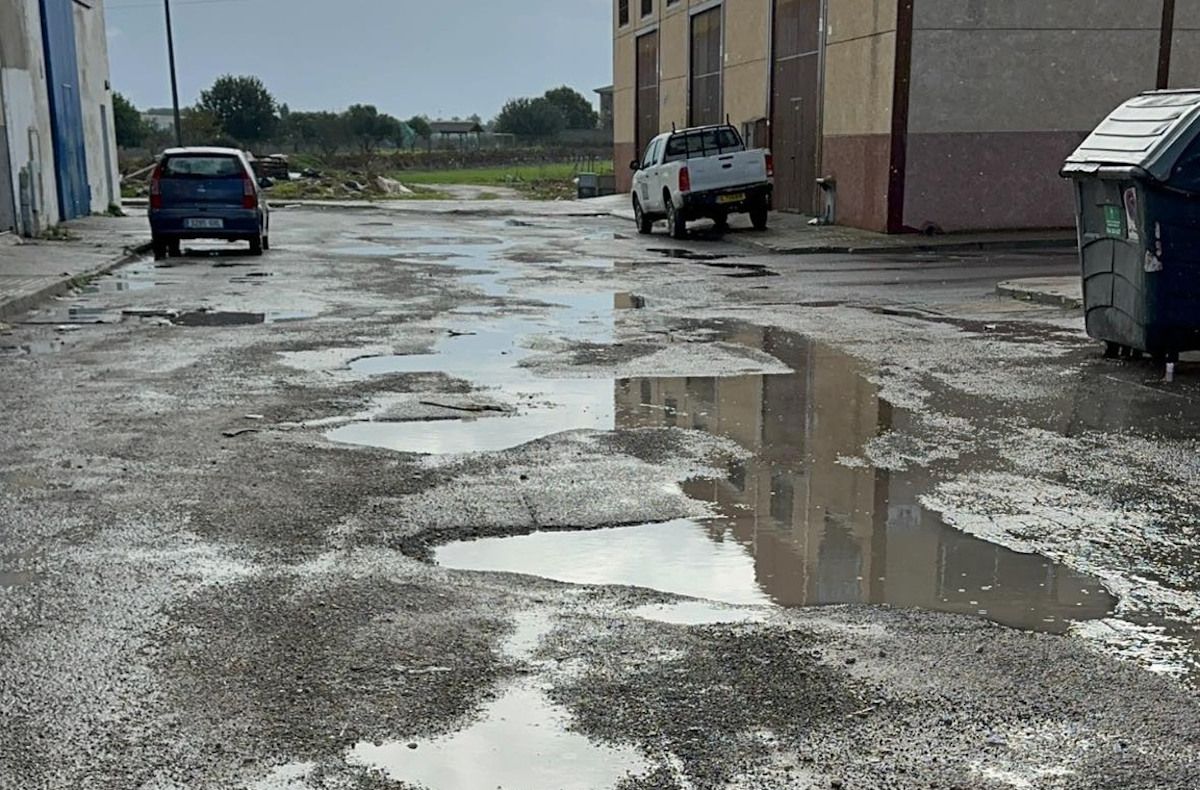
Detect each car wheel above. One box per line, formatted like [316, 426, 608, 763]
[750, 204, 769, 231]
[667, 199, 687, 240]
[152, 236, 168, 261]
[634, 197, 653, 235]
[249, 235, 263, 256]
[168, 239, 182, 257]
[262, 234, 270, 251]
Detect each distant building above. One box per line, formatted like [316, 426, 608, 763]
[595, 85, 613, 132]
[142, 109, 177, 132]
[1, 0, 120, 235]
[613, 0, 1199, 233]
[429, 120, 484, 148]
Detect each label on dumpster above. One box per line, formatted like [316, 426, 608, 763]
[1104, 204, 1124, 237]
[1124, 188, 1140, 242]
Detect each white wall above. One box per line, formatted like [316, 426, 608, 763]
[1, 0, 61, 234]
[74, 0, 119, 211]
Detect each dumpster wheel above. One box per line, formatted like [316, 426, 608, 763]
[1104, 341, 1121, 359]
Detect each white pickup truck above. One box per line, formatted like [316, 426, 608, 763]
[630, 124, 773, 239]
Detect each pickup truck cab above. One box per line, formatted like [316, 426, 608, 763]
[630, 124, 773, 239]
[148, 147, 271, 260]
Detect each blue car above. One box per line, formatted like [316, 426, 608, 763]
[148, 147, 271, 259]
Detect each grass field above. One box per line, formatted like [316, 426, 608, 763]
[395, 162, 613, 186]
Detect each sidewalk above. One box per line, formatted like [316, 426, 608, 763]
[0, 215, 151, 322]
[996, 276, 1083, 309]
[604, 197, 1076, 254]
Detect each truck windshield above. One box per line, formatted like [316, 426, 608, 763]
[161, 156, 245, 179]
[663, 128, 744, 162]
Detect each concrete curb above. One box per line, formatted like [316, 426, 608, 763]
[736, 235, 1078, 257]
[606, 207, 1076, 256]
[0, 240, 154, 322]
[995, 281, 1083, 309]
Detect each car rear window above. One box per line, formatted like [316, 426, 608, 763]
[664, 128, 744, 161]
[161, 155, 245, 179]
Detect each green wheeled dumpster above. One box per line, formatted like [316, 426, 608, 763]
[1062, 90, 1200, 363]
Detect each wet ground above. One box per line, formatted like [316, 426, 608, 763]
[1, 202, 1199, 789]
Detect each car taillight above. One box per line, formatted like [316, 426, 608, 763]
[242, 175, 258, 209]
[149, 165, 163, 209]
[679, 166, 691, 193]
[766, 153, 774, 178]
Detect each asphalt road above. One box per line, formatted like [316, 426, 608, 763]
[1, 202, 1197, 789]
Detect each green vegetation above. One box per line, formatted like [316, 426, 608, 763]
[398, 161, 611, 186]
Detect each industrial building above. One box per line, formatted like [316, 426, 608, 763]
[1, 0, 120, 236]
[613, 1, 1199, 233]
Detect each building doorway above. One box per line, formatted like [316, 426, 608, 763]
[771, 0, 821, 214]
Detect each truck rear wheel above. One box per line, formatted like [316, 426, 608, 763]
[750, 204, 769, 231]
[152, 236, 168, 261]
[667, 199, 687, 240]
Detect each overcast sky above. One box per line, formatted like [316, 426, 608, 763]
[105, 0, 612, 120]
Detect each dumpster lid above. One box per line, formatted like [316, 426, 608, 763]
[1063, 90, 1200, 180]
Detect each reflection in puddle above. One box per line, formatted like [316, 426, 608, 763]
[439, 519, 771, 606]
[79, 266, 162, 294]
[438, 334, 1117, 634]
[328, 242, 622, 453]
[350, 683, 644, 790]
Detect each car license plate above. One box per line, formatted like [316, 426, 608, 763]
[718, 193, 745, 204]
[184, 218, 224, 229]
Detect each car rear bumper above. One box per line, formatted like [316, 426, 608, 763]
[149, 208, 262, 238]
[682, 183, 773, 217]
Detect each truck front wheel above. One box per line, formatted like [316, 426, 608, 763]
[634, 197, 653, 235]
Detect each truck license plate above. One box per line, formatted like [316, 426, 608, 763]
[184, 218, 224, 229]
[718, 193, 745, 204]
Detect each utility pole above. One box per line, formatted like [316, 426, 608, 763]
[163, 0, 183, 146]
[1158, 0, 1177, 90]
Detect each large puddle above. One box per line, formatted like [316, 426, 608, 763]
[429, 333, 1117, 633]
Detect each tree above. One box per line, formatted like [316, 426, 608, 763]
[180, 108, 235, 148]
[494, 97, 565, 140]
[285, 111, 347, 157]
[197, 75, 278, 144]
[344, 104, 407, 155]
[543, 86, 599, 130]
[407, 115, 432, 147]
[112, 92, 148, 148]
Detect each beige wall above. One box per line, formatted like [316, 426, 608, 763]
[822, 0, 898, 232]
[613, 0, 772, 184]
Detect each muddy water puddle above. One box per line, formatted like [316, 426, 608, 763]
[327, 239, 627, 453]
[434, 333, 1118, 633]
[347, 610, 647, 789]
[349, 682, 645, 789]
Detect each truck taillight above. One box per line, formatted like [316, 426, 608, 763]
[679, 166, 691, 193]
[766, 153, 774, 178]
[242, 175, 258, 209]
[149, 165, 163, 209]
